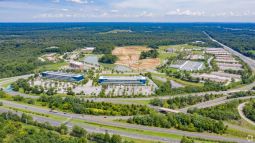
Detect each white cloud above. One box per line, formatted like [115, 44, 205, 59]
[2, 0, 255, 22]
[66, 0, 89, 4]
[166, 9, 205, 16]
[110, 10, 119, 13]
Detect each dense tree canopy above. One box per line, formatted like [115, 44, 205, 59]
[128, 112, 227, 134]
[0, 23, 221, 78]
[243, 100, 255, 122]
[188, 100, 241, 120]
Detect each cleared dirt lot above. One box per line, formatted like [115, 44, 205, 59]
[112, 46, 160, 70]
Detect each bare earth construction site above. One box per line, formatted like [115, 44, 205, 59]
[112, 46, 161, 71]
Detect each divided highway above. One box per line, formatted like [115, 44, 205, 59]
[0, 99, 253, 143]
[1, 34, 255, 142]
[204, 31, 255, 71]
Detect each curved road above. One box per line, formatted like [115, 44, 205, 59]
[179, 96, 255, 113]
[0, 99, 253, 143]
[238, 102, 255, 126]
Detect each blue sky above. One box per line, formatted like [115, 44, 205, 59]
[0, 0, 255, 22]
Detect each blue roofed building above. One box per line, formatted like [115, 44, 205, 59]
[41, 71, 84, 82]
[98, 76, 146, 85]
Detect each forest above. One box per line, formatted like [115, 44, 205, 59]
[206, 24, 255, 59]
[37, 95, 152, 116]
[127, 112, 227, 134]
[150, 94, 224, 109]
[0, 111, 134, 143]
[188, 100, 241, 120]
[0, 23, 223, 78]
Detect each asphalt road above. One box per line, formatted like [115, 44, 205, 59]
[204, 31, 255, 71]
[0, 107, 178, 143]
[178, 96, 255, 113]
[0, 99, 253, 143]
[238, 102, 255, 126]
[0, 35, 255, 142]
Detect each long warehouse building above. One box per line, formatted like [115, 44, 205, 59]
[98, 76, 146, 85]
[41, 71, 84, 82]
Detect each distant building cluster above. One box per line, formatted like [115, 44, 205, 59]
[81, 47, 96, 53]
[191, 48, 243, 84]
[206, 48, 243, 71]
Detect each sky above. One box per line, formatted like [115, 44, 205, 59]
[0, 0, 255, 22]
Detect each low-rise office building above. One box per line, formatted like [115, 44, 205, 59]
[98, 76, 146, 85]
[41, 71, 84, 82]
[69, 61, 84, 70]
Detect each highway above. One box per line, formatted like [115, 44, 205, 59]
[178, 95, 255, 113]
[1, 34, 255, 142]
[0, 107, 178, 143]
[1, 72, 255, 105]
[204, 31, 255, 71]
[0, 99, 253, 143]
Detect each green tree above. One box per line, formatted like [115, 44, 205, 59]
[104, 131, 111, 143]
[181, 136, 194, 143]
[71, 125, 87, 138]
[110, 134, 122, 143]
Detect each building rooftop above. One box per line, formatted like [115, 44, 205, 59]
[42, 71, 83, 78]
[70, 61, 83, 66]
[99, 76, 146, 80]
[83, 47, 96, 50]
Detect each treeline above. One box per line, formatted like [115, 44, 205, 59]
[155, 81, 226, 96]
[0, 111, 134, 143]
[11, 78, 49, 95]
[150, 94, 225, 109]
[1, 89, 152, 116]
[0, 23, 220, 78]
[243, 100, 255, 122]
[37, 95, 152, 116]
[127, 113, 227, 134]
[206, 24, 255, 59]
[188, 100, 241, 120]
[162, 68, 200, 83]
[140, 50, 159, 59]
[227, 91, 255, 99]
[99, 54, 118, 64]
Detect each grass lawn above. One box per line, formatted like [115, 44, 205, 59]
[159, 44, 200, 51]
[2, 81, 13, 88]
[122, 137, 161, 143]
[118, 99, 151, 105]
[100, 63, 116, 69]
[151, 73, 203, 87]
[225, 127, 255, 139]
[72, 119, 182, 140]
[35, 62, 68, 72]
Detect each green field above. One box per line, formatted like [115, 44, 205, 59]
[151, 73, 203, 87]
[35, 62, 68, 72]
